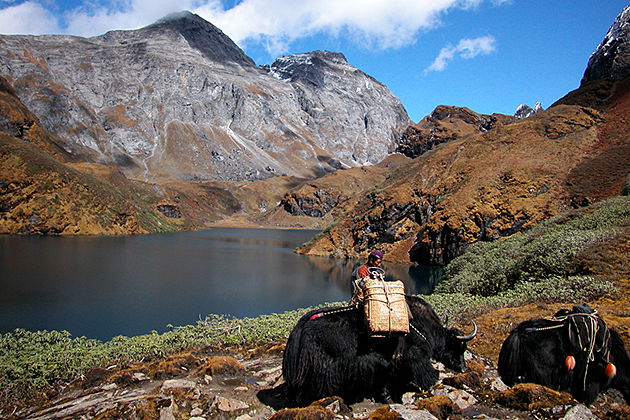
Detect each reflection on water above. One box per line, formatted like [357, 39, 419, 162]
[303, 255, 442, 295]
[0, 228, 442, 340]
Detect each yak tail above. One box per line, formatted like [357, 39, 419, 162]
[282, 316, 306, 387]
[498, 331, 522, 386]
[609, 329, 630, 404]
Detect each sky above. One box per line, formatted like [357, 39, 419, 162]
[0, 1, 628, 122]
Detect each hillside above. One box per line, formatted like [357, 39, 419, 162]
[0, 67, 407, 235]
[0, 75, 187, 235]
[297, 6, 630, 265]
[298, 75, 630, 265]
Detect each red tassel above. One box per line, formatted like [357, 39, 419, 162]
[605, 363, 617, 378]
[565, 355, 576, 370]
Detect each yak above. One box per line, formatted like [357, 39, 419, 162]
[258, 295, 477, 408]
[498, 304, 630, 405]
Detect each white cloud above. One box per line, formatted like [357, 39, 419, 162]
[64, 0, 199, 37]
[194, 0, 479, 53]
[425, 35, 496, 73]
[0, 1, 61, 35]
[0, 0, 504, 60]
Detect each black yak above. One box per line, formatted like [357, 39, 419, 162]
[260, 295, 477, 407]
[498, 304, 630, 405]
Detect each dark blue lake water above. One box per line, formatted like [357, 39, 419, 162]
[0, 228, 441, 341]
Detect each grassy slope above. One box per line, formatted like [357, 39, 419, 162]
[0, 132, 185, 235]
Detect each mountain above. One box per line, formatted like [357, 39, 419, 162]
[514, 102, 543, 119]
[396, 105, 516, 159]
[298, 7, 630, 265]
[0, 75, 188, 235]
[0, 12, 410, 183]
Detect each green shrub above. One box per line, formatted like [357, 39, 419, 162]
[438, 196, 629, 297]
[425, 275, 615, 322]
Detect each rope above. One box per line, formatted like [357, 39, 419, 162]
[525, 310, 611, 391]
[376, 273, 394, 333]
[410, 323, 428, 343]
[308, 304, 359, 321]
[525, 324, 564, 332]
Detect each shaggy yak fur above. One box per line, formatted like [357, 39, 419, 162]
[498, 304, 630, 405]
[258, 295, 475, 408]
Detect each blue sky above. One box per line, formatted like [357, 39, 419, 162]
[0, 1, 627, 122]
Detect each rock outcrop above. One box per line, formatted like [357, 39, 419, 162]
[280, 184, 347, 218]
[397, 105, 516, 159]
[582, 6, 630, 83]
[0, 12, 410, 183]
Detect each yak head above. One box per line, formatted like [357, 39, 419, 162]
[436, 322, 477, 372]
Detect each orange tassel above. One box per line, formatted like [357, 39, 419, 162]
[605, 363, 617, 378]
[565, 355, 576, 370]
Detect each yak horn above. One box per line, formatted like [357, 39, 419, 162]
[457, 321, 477, 342]
[443, 315, 449, 327]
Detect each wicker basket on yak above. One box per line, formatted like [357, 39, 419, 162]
[362, 267, 409, 336]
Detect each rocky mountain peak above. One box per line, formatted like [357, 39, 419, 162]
[265, 50, 353, 87]
[397, 105, 516, 158]
[100, 10, 255, 67]
[514, 101, 543, 119]
[0, 13, 409, 182]
[582, 6, 630, 84]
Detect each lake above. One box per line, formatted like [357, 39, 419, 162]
[0, 228, 442, 341]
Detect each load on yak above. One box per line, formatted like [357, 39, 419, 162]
[258, 263, 477, 408]
[498, 304, 630, 405]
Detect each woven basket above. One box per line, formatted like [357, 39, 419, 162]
[363, 279, 409, 336]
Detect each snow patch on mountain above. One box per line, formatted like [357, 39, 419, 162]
[514, 101, 543, 119]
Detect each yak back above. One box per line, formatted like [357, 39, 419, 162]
[282, 305, 394, 405]
[498, 304, 629, 405]
[283, 305, 362, 387]
[498, 317, 573, 389]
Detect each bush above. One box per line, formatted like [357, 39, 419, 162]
[425, 275, 615, 322]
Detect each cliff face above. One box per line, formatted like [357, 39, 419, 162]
[582, 6, 630, 84]
[0, 73, 250, 235]
[0, 12, 410, 183]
